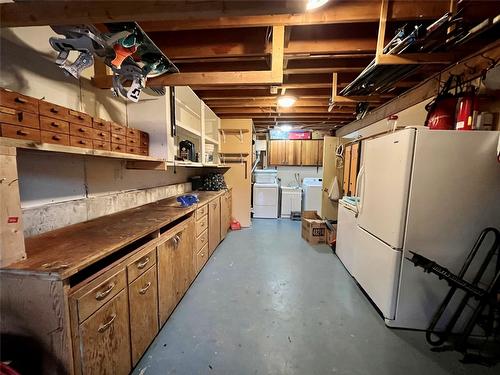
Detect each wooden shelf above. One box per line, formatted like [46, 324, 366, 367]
[219, 128, 250, 134]
[219, 152, 249, 157]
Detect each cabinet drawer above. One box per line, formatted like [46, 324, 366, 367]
[127, 146, 140, 155]
[196, 243, 209, 275]
[41, 130, 70, 146]
[196, 229, 208, 251]
[70, 123, 93, 139]
[127, 248, 157, 283]
[78, 289, 131, 375]
[77, 269, 126, 323]
[140, 131, 149, 147]
[92, 129, 110, 142]
[93, 140, 111, 151]
[0, 89, 39, 114]
[39, 101, 69, 121]
[0, 106, 39, 129]
[195, 204, 208, 220]
[111, 133, 126, 145]
[40, 115, 69, 134]
[70, 135, 92, 149]
[111, 143, 127, 153]
[139, 147, 149, 156]
[68, 109, 92, 126]
[92, 118, 111, 132]
[0, 123, 41, 142]
[111, 122, 126, 135]
[129, 266, 159, 366]
[126, 128, 140, 141]
[126, 137, 140, 147]
[196, 215, 208, 237]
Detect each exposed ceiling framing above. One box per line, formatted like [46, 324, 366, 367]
[4, 0, 497, 133]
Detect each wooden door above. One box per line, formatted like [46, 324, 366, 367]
[129, 266, 158, 366]
[318, 140, 324, 166]
[349, 143, 360, 196]
[220, 192, 230, 240]
[177, 218, 196, 296]
[78, 289, 131, 375]
[208, 197, 221, 256]
[285, 140, 302, 165]
[343, 145, 351, 194]
[269, 140, 286, 165]
[301, 140, 319, 166]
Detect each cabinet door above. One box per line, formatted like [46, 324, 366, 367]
[208, 197, 221, 256]
[301, 140, 319, 166]
[157, 221, 194, 326]
[78, 289, 131, 375]
[286, 140, 302, 165]
[220, 192, 229, 240]
[318, 140, 324, 166]
[343, 145, 351, 194]
[269, 140, 287, 165]
[349, 143, 360, 196]
[129, 266, 158, 366]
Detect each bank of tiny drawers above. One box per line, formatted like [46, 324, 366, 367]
[195, 203, 209, 274]
[0, 88, 149, 156]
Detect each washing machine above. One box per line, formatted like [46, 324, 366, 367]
[302, 177, 323, 215]
[253, 182, 279, 218]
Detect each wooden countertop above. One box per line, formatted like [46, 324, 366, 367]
[2, 190, 229, 280]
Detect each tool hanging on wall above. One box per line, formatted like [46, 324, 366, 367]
[425, 74, 462, 130]
[48, 22, 178, 102]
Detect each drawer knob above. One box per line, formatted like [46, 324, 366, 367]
[51, 122, 60, 128]
[95, 282, 115, 300]
[16, 129, 28, 136]
[52, 135, 61, 141]
[78, 128, 85, 133]
[50, 108, 59, 113]
[139, 282, 152, 295]
[17, 112, 24, 122]
[136, 256, 150, 270]
[98, 313, 117, 333]
[14, 97, 27, 104]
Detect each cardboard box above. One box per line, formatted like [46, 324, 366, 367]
[301, 211, 327, 244]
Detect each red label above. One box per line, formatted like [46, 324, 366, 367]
[288, 131, 311, 140]
[7, 217, 19, 224]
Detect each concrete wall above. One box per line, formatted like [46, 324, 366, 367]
[275, 166, 323, 187]
[1, 26, 201, 236]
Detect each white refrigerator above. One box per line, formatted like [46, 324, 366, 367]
[354, 127, 500, 330]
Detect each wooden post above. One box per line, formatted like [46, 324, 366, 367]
[375, 0, 389, 65]
[271, 25, 285, 83]
[0, 146, 26, 266]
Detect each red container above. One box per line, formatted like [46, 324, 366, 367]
[455, 93, 478, 131]
[427, 97, 457, 130]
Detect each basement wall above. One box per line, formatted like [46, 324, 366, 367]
[1, 26, 201, 236]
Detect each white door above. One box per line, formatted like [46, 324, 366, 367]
[354, 227, 402, 320]
[336, 203, 357, 277]
[357, 129, 415, 249]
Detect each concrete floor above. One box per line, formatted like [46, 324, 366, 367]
[132, 219, 496, 375]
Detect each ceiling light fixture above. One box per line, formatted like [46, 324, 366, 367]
[277, 95, 297, 108]
[280, 124, 292, 132]
[306, 0, 330, 11]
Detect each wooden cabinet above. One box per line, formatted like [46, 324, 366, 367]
[129, 266, 159, 365]
[220, 190, 232, 240]
[269, 140, 323, 166]
[269, 140, 287, 165]
[285, 140, 302, 165]
[157, 218, 194, 325]
[78, 289, 131, 375]
[208, 197, 221, 257]
[343, 142, 361, 196]
[301, 140, 323, 166]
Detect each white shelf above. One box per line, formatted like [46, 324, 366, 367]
[205, 135, 219, 145]
[176, 121, 202, 137]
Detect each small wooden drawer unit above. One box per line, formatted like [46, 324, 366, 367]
[111, 143, 127, 153]
[70, 123, 93, 139]
[39, 101, 69, 121]
[70, 136, 92, 149]
[111, 132, 126, 145]
[140, 131, 149, 147]
[111, 122, 126, 136]
[40, 115, 69, 134]
[76, 269, 127, 323]
[92, 118, 111, 132]
[92, 128, 110, 142]
[0, 123, 41, 141]
[41, 130, 70, 146]
[127, 146, 140, 155]
[93, 140, 111, 151]
[196, 215, 208, 237]
[127, 248, 157, 282]
[0, 89, 39, 114]
[126, 136, 140, 147]
[126, 127, 140, 141]
[196, 229, 208, 251]
[196, 204, 208, 220]
[68, 109, 92, 127]
[139, 147, 149, 156]
[0, 106, 40, 129]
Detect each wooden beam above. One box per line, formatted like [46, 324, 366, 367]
[139, 1, 450, 31]
[285, 67, 365, 74]
[375, 0, 389, 65]
[0, 0, 308, 28]
[376, 53, 454, 65]
[271, 26, 285, 82]
[213, 107, 355, 114]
